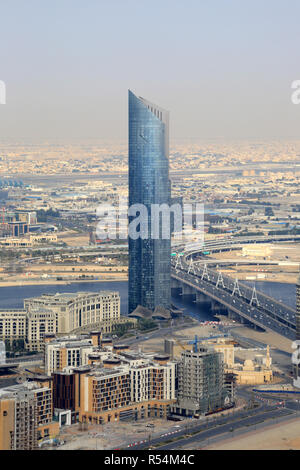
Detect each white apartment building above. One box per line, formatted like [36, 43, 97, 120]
[45, 336, 95, 375]
[130, 361, 176, 402]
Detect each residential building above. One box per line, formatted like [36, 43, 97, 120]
[49, 345, 177, 424]
[45, 335, 94, 375]
[173, 347, 227, 416]
[0, 381, 59, 450]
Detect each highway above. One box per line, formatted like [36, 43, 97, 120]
[124, 400, 295, 450]
[156, 407, 295, 450]
[171, 256, 296, 340]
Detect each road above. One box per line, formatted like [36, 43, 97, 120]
[172, 264, 296, 340]
[123, 401, 294, 450]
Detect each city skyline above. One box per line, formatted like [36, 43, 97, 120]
[0, 0, 300, 453]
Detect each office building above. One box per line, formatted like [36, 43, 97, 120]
[0, 310, 27, 347]
[128, 90, 171, 313]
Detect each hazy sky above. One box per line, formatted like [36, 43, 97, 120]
[1, 0, 300, 143]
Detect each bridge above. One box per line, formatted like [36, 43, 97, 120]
[171, 241, 297, 340]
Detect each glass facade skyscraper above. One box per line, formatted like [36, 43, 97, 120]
[128, 90, 171, 313]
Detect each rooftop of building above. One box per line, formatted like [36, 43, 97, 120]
[87, 366, 130, 379]
[0, 381, 49, 399]
[47, 336, 93, 348]
[25, 291, 120, 303]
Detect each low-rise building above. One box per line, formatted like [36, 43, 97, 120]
[49, 344, 177, 424]
[0, 310, 27, 347]
[24, 291, 121, 334]
[0, 290, 135, 352]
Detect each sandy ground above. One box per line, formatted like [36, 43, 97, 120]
[210, 244, 300, 284]
[0, 273, 128, 286]
[139, 322, 227, 354]
[57, 232, 89, 246]
[232, 325, 293, 354]
[202, 416, 300, 450]
[51, 401, 246, 451]
[55, 418, 192, 451]
[0, 263, 128, 286]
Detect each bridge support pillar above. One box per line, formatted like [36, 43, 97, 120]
[210, 299, 227, 314]
[182, 285, 195, 296]
[228, 310, 239, 321]
[195, 292, 209, 304]
[171, 279, 182, 289]
[171, 287, 182, 297]
[181, 285, 196, 303]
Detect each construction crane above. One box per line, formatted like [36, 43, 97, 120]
[188, 335, 201, 353]
[164, 336, 191, 357]
[172, 337, 190, 351]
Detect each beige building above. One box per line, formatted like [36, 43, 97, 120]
[0, 310, 27, 347]
[205, 338, 273, 385]
[208, 338, 235, 368]
[26, 308, 57, 351]
[24, 291, 121, 334]
[0, 308, 56, 352]
[0, 233, 57, 248]
[50, 345, 177, 424]
[0, 291, 135, 352]
[0, 380, 59, 450]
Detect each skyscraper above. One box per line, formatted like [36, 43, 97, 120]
[128, 90, 171, 313]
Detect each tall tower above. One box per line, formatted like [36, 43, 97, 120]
[128, 90, 171, 313]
